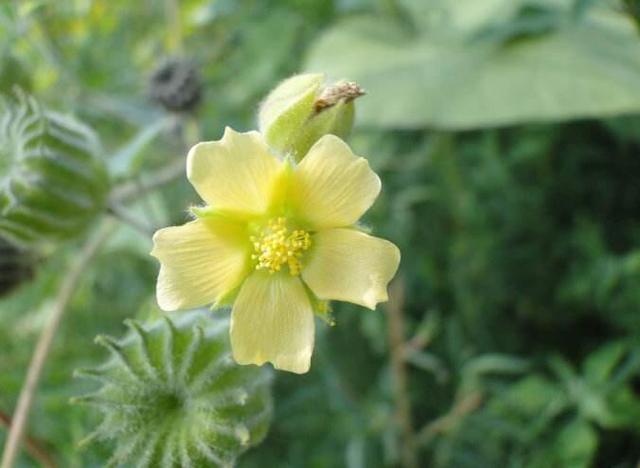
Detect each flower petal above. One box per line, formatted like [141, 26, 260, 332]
[230, 271, 314, 374]
[302, 228, 400, 310]
[151, 218, 250, 311]
[187, 127, 281, 216]
[290, 135, 381, 229]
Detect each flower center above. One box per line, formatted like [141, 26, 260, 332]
[250, 217, 311, 275]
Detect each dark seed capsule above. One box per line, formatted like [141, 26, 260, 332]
[149, 57, 203, 113]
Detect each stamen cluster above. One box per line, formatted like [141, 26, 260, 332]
[251, 217, 311, 275]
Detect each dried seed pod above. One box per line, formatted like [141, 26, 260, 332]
[0, 91, 109, 248]
[73, 312, 273, 468]
[313, 80, 365, 112]
[149, 57, 202, 113]
[0, 235, 34, 297]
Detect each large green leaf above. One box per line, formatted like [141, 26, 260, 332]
[305, 5, 640, 130]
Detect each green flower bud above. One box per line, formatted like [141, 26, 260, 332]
[73, 312, 273, 468]
[258, 73, 365, 160]
[0, 91, 109, 248]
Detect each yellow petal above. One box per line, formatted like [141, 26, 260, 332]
[187, 127, 281, 217]
[290, 135, 381, 229]
[302, 228, 400, 310]
[151, 218, 250, 311]
[230, 271, 314, 374]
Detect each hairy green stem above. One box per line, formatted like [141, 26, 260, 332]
[1, 222, 114, 468]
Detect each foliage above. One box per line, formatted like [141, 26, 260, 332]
[307, 0, 640, 129]
[1, 0, 640, 467]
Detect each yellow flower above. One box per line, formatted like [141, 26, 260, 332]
[151, 128, 400, 374]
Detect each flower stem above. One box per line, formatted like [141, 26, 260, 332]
[387, 277, 417, 468]
[109, 158, 185, 203]
[107, 203, 155, 237]
[0, 222, 114, 468]
[0, 411, 56, 468]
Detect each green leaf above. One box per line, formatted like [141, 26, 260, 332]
[553, 419, 597, 468]
[461, 353, 530, 389]
[305, 7, 640, 129]
[492, 375, 564, 416]
[583, 341, 626, 385]
[108, 117, 171, 177]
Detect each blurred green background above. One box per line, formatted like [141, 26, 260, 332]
[3, 0, 640, 466]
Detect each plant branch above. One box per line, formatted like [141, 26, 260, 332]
[107, 203, 155, 237]
[109, 158, 185, 203]
[1, 222, 114, 468]
[165, 0, 183, 52]
[416, 392, 483, 447]
[0, 411, 56, 468]
[387, 277, 417, 468]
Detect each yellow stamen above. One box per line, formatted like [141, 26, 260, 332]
[252, 218, 311, 275]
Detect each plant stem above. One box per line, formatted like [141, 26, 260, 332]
[165, 0, 183, 52]
[416, 392, 483, 447]
[109, 158, 185, 203]
[0, 411, 56, 468]
[107, 203, 155, 237]
[387, 277, 417, 468]
[0, 222, 114, 468]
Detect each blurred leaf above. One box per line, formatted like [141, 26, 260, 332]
[108, 116, 171, 176]
[462, 354, 530, 384]
[0, 52, 32, 92]
[494, 374, 565, 416]
[85, 93, 162, 126]
[306, 6, 640, 129]
[553, 419, 598, 468]
[406, 350, 449, 383]
[583, 341, 627, 385]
